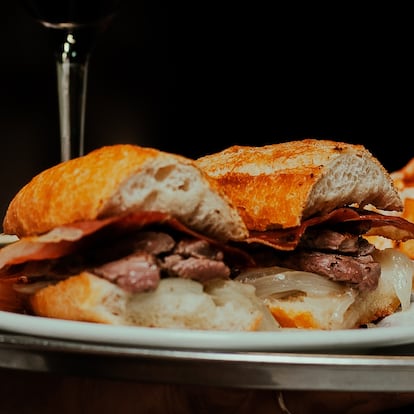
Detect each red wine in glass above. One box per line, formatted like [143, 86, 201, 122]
[21, 0, 122, 161]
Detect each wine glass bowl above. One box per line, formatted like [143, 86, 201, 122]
[21, 0, 122, 161]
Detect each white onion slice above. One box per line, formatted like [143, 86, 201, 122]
[373, 248, 414, 311]
[235, 266, 352, 298]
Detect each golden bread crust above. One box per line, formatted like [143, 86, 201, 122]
[266, 295, 401, 330]
[4, 145, 162, 237]
[196, 139, 402, 230]
[29, 272, 127, 324]
[3, 144, 248, 241]
[209, 169, 320, 231]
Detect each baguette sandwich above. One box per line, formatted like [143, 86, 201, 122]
[0, 144, 278, 331]
[196, 139, 414, 329]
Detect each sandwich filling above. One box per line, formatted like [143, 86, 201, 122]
[243, 207, 414, 292]
[0, 211, 252, 296]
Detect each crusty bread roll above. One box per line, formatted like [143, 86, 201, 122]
[3, 144, 248, 241]
[196, 139, 402, 230]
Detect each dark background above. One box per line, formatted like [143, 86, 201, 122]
[0, 2, 411, 223]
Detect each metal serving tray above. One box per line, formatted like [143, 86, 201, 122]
[2, 332, 414, 391]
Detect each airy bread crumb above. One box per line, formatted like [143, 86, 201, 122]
[30, 273, 273, 331]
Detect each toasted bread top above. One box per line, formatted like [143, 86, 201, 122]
[196, 139, 402, 230]
[3, 144, 248, 241]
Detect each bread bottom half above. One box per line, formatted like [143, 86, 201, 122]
[263, 249, 413, 330]
[28, 273, 277, 331]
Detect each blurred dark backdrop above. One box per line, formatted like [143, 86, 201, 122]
[0, 2, 411, 223]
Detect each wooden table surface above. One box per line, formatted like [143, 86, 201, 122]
[2, 368, 414, 414]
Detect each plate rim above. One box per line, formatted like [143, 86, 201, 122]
[2, 309, 414, 352]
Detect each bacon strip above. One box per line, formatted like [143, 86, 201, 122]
[0, 211, 253, 276]
[246, 207, 414, 251]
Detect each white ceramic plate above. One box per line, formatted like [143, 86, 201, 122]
[2, 305, 414, 352]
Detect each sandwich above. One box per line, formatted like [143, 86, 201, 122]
[0, 144, 278, 331]
[196, 139, 414, 329]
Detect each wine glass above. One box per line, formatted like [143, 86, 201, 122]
[20, 0, 122, 162]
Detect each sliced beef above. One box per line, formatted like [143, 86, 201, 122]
[128, 231, 176, 255]
[161, 238, 230, 281]
[246, 222, 382, 292]
[300, 229, 376, 255]
[92, 252, 160, 293]
[173, 239, 224, 261]
[11, 231, 232, 294]
[272, 250, 380, 292]
[91, 234, 231, 292]
[162, 254, 230, 281]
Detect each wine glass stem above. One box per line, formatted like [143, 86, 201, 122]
[56, 34, 90, 162]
